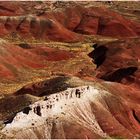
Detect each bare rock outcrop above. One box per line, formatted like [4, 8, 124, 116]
[1, 79, 140, 139]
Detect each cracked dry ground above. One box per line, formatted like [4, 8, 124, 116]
[0, 1, 140, 139]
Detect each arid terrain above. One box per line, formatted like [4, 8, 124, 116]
[0, 1, 140, 139]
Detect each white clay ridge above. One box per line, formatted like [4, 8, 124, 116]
[2, 85, 109, 138]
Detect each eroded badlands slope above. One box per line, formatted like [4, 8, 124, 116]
[0, 1, 140, 139]
[1, 77, 140, 139]
[0, 4, 140, 42]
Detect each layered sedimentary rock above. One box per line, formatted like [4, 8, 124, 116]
[0, 2, 140, 42]
[0, 1, 140, 139]
[1, 77, 140, 139]
[89, 39, 140, 90]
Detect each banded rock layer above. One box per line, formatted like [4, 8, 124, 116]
[0, 1, 140, 139]
[1, 76, 140, 139]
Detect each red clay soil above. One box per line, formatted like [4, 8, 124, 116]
[29, 46, 74, 61]
[0, 4, 140, 41]
[102, 82, 140, 138]
[0, 2, 140, 139]
[0, 44, 44, 79]
[91, 38, 140, 90]
[0, 43, 74, 79]
[0, 1, 43, 16]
